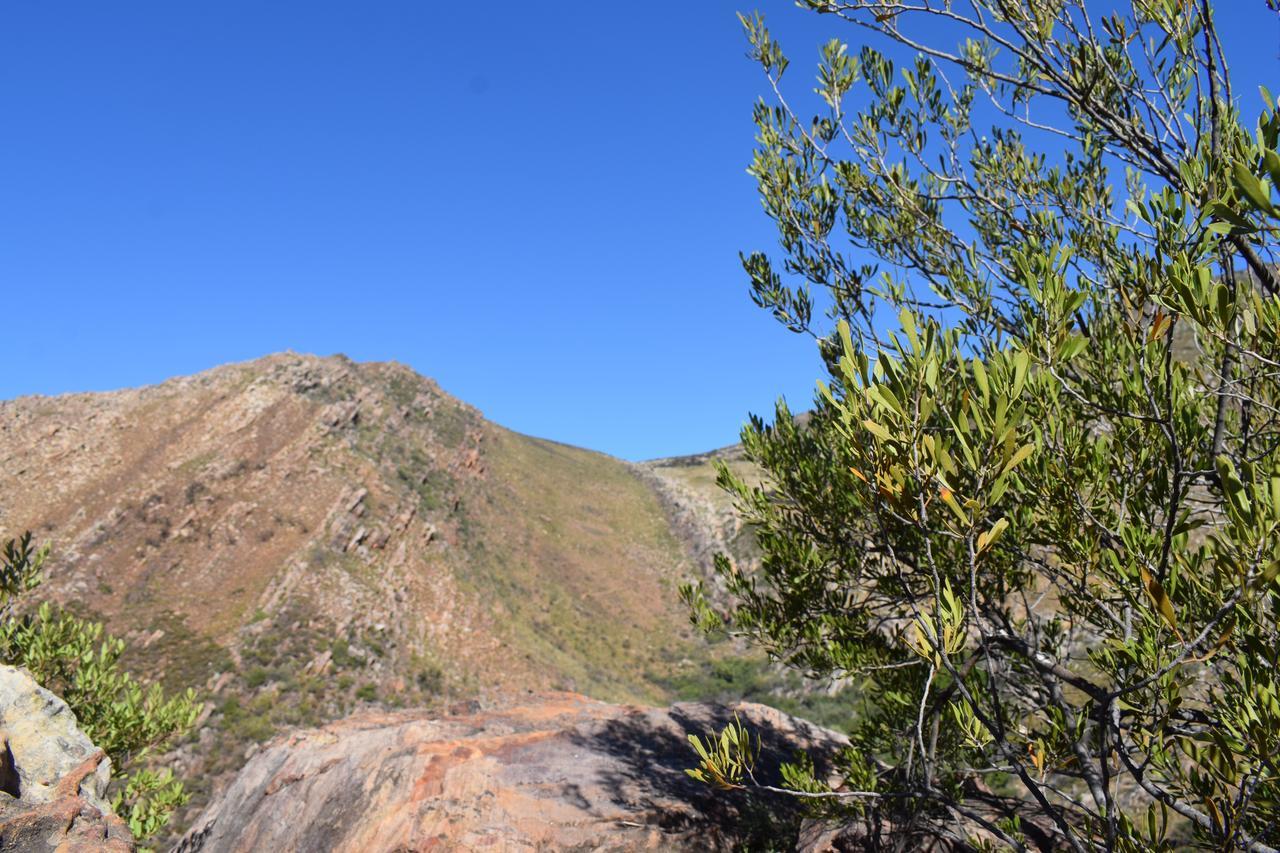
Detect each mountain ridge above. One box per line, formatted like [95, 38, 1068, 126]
[1, 352, 773, 840]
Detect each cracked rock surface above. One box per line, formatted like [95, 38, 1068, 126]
[176, 693, 847, 853]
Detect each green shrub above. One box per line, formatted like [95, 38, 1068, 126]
[0, 533, 198, 843]
[244, 666, 272, 689]
[686, 3, 1280, 850]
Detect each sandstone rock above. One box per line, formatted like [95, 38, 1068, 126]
[177, 693, 847, 852]
[0, 753, 134, 852]
[0, 665, 133, 852]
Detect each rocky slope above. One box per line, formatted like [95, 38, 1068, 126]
[174, 692, 847, 852]
[0, 353, 775, 838]
[638, 442, 762, 582]
[0, 354, 712, 703]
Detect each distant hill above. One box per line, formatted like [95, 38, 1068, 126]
[0, 353, 780, 835]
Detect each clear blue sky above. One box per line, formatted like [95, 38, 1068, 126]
[2, 3, 1276, 460]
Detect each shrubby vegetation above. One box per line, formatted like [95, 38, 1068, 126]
[0, 532, 198, 843]
[685, 0, 1280, 849]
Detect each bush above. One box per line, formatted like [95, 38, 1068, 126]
[685, 2, 1280, 850]
[0, 533, 198, 844]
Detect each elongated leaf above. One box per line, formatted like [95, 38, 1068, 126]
[1265, 149, 1280, 191]
[1139, 566, 1177, 632]
[1059, 334, 1087, 360]
[868, 384, 904, 415]
[1198, 618, 1235, 663]
[940, 487, 970, 527]
[1208, 200, 1255, 231]
[863, 419, 893, 442]
[976, 517, 1009, 553]
[1001, 444, 1035, 476]
[1011, 351, 1029, 399]
[972, 358, 989, 400]
[1233, 162, 1275, 212]
[1256, 560, 1280, 591]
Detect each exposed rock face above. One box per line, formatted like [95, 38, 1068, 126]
[0, 665, 133, 852]
[176, 693, 847, 852]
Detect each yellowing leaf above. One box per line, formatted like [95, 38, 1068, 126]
[1189, 618, 1235, 664]
[1205, 797, 1223, 834]
[1140, 566, 1178, 632]
[863, 419, 893, 442]
[1148, 309, 1171, 343]
[1001, 443, 1036, 476]
[976, 518, 1010, 553]
[940, 487, 970, 526]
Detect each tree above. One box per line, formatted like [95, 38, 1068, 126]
[0, 533, 199, 844]
[683, 1, 1280, 849]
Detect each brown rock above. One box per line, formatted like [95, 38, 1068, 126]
[0, 753, 133, 853]
[176, 693, 847, 852]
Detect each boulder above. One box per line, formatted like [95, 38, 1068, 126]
[0, 664, 133, 852]
[177, 692, 848, 852]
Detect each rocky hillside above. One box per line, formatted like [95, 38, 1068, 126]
[0, 353, 764, 837]
[0, 354, 719, 697]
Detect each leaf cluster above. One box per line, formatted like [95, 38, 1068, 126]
[0, 535, 198, 844]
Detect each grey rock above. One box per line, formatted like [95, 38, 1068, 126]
[0, 665, 133, 852]
[0, 665, 112, 814]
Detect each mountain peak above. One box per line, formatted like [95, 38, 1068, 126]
[0, 356, 748, 840]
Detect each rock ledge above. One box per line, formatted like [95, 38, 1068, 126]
[177, 692, 847, 852]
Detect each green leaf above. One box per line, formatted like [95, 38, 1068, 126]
[1011, 351, 1029, 399]
[972, 358, 989, 400]
[900, 308, 920, 350]
[1215, 282, 1234, 328]
[1233, 162, 1274, 212]
[868, 384, 904, 415]
[837, 319, 855, 359]
[1266, 150, 1280, 191]
[1059, 334, 1088, 360]
[1257, 560, 1280, 591]
[1208, 199, 1256, 231]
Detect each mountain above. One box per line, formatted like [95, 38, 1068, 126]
[0, 353, 774, 834]
[1, 353, 716, 691]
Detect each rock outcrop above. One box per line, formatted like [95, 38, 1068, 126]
[176, 693, 847, 852]
[0, 665, 133, 852]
